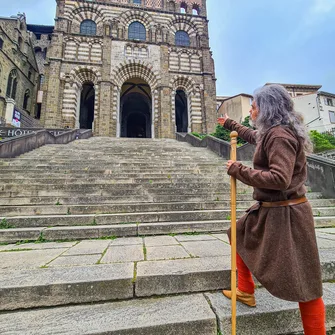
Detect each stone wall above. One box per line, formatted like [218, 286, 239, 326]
[41, 0, 217, 138]
[0, 16, 40, 120]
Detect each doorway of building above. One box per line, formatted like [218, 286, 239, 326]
[120, 78, 152, 138]
[175, 89, 188, 132]
[79, 82, 95, 129]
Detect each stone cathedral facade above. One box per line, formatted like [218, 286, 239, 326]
[41, 0, 217, 138]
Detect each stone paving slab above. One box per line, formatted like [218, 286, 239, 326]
[182, 240, 232, 258]
[0, 294, 217, 335]
[101, 245, 144, 263]
[109, 236, 143, 246]
[48, 254, 102, 267]
[144, 235, 179, 246]
[1, 241, 77, 251]
[0, 249, 67, 270]
[0, 263, 134, 311]
[146, 245, 191, 261]
[174, 234, 218, 242]
[62, 240, 110, 256]
[205, 283, 335, 335]
[136, 256, 231, 297]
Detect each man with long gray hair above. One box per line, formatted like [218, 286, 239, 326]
[221, 84, 326, 334]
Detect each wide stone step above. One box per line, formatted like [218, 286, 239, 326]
[3, 209, 335, 228]
[0, 192, 326, 206]
[0, 294, 217, 335]
[206, 284, 335, 335]
[1, 217, 334, 243]
[0, 176, 231, 185]
[0, 231, 333, 312]
[0, 199, 333, 215]
[1, 182, 235, 192]
[1, 202, 335, 217]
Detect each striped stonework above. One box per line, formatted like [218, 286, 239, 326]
[41, 0, 216, 137]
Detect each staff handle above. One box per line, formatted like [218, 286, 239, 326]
[230, 131, 238, 335]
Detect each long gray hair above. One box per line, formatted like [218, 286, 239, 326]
[253, 84, 313, 152]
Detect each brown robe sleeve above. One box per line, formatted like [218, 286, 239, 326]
[224, 119, 258, 145]
[228, 136, 298, 190]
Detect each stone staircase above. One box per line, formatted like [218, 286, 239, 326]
[0, 137, 334, 334]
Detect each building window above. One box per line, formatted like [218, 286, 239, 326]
[175, 30, 190, 47]
[28, 71, 32, 81]
[6, 69, 18, 100]
[18, 37, 23, 51]
[128, 21, 146, 41]
[80, 20, 97, 36]
[168, 1, 175, 11]
[325, 98, 334, 106]
[330, 111, 335, 123]
[23, 89, 30, 111]
[133, 0, 141, 4]
[0, 38, 3, 50]
[192, 5, 200, 15]
[180, 2, 187, 14]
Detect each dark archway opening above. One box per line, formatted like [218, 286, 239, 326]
[175, 89, 188, 132]
[80, 82, 95, 129]
[121, 78, 151, 138]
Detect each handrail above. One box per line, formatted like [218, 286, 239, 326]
[176, 132, 335, 198]
[0, 129, 92, 158]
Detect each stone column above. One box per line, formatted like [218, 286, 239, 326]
[159, 86, 174, 138]
[42, 59, 63, 128]
[4, 99, 15, 126]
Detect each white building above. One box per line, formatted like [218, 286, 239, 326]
[294, 91, 335, 132]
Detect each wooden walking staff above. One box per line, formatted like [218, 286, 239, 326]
[230, 131, 238, 335]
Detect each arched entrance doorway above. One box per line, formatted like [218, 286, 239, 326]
[79, 82, 95, 129]
[175, 89, 188, 132]
[120, 78, 152, 138]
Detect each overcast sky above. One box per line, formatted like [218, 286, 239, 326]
[1, 0, 335, 96]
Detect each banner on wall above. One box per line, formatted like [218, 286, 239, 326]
[11, 109, 21, 128]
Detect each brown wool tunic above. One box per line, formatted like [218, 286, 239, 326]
[224, 119, 323, 302]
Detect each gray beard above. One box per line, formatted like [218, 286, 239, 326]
[249, 119, 255, 128]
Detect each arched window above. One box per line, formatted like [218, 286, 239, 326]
[192, 5, 200, 15]
[175, 31, 190, 47]
[23, 89, 30, 111]
[0, 38, 3, 50]
[168, 1, 175, 11]
[128, 21, 146, 41]
[180, 2, 187, 14]
[80, 20, 97, 35]
[6, 69, 18, 100]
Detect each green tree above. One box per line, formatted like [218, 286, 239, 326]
[211, 116, 252, 145]
[309, 130, 335, 153]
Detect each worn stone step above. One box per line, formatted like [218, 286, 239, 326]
[0, 293, 217, 335]
[0, 230, 333, 312]
[1, 182, 235, 192]
[1, 210, 237, 227]
[1, 202, 335, 217]
[3, 209, 335, 228]
[0, 192, 326, 206]
[0, 176, 231, 185]
[207, 283, 335, 334]
[1, 217, 334, 243]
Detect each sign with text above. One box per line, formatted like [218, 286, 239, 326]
[0, 128, 69, 138]
[12, 109, 21, 128]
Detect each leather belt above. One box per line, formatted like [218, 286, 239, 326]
[261, 196, 308, 208]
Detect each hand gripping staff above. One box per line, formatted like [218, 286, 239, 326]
[230, 131, 238, 335]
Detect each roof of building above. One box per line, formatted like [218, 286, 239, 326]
[265, 83, 322, 90]
[0, 16, 18, 21]
[318, 91, 335, 99]
[27, 24, 54, 34]
[221, 93, 253, 102]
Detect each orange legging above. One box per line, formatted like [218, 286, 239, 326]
[237, 252, 326, 334]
